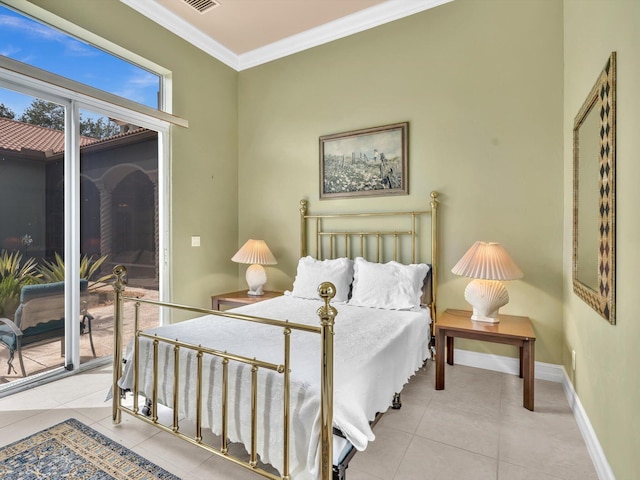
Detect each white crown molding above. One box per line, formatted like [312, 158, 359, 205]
[452, 348, 614, 480]
[237, 0, 453, 70]
[121, 0, 453, 72]
[120, 0, 239, 70]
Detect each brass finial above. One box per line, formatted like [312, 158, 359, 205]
[316, 282, 337, 327]
[112, 264, 127, 293]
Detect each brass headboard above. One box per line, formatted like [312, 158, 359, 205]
[299, 191, 439, 323]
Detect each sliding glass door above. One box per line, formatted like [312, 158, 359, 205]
[0, 85, 164, 390]
[0, 3, 170, 392]
[0, 87, 69, 382]
[78, 108, 160, 363]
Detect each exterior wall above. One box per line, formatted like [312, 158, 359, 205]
[238, 0, 564, 364]
[25, 0, 240, 309]
[563, 0, 640, 477]
[0, 153, 46, 260]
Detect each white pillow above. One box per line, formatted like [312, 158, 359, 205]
[348, 257, 430, 311]
[290, 256, 354, 303]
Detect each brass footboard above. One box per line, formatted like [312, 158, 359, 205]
[111, 265, 337, 480]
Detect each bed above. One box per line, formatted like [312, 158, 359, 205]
[111, 192, 440, 480]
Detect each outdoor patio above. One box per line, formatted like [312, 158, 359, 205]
[0, 285, 158, 386]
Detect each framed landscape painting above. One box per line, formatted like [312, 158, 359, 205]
[320, 122, 408, 199]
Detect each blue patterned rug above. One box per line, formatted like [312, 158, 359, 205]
[0, 418, 181, 479]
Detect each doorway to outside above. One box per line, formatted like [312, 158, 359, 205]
[0, 89, 162, 390]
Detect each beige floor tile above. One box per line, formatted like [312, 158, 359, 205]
[394, 435, 498, 480]
[188, 453, 274, 480]
[499, 405, 598, 480]
[416, 400, 500, 458]
[429, 381, 502, 420]
[0, 406, 95, 447]
[377, 401, 427, 435]
[0, 385, 64, 410]
[64, 401, 112, 423]
[135, 426, 214, 473]
[348, 424, 413, 479]
[0, 385, 64, 429]
[94, 413, 165, 449]
[498, 461, 565, 480]
[342, 470, 386, 480]
[0, 362, 600, 480]
[501, 374, 568, 411]
[396, 364, 436, 404]
[128, 444, 195, 479]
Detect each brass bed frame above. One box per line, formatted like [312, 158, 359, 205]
[111, 191, 439, 480]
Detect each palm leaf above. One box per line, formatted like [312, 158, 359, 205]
[37, 253, 114, 288]
[0, 250, 42, 318]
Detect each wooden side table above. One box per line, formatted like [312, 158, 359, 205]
[435, 309, 536, 411]
[211, 290, 283, 310]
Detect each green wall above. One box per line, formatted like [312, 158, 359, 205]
[564, 0, 640, 477]
[15, 0, 640, 476]
[20, 0, 240, 309]
[238, 0, 565, 365]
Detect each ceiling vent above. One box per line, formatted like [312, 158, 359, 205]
[183, 0, 220, 14]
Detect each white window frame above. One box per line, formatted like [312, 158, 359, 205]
[0, 65, 173, 371]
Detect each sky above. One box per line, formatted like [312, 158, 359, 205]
[0, 4, 159, 117]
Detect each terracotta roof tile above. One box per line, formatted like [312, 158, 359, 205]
[0, 117, 99, 154]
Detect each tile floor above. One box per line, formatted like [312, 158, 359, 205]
[0, 361, 599, 480]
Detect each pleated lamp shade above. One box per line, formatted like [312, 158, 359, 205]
[232, 239, 277, 296]
[451, 241, 523, 280]
[231, 239, 277, 266]
[451, 242, 523, 323]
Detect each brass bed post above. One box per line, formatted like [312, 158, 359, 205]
[300, 199, 308, 258]
[430, 192, 439, 325]
[317, 282, 336, 480]
[282, 327, 292, 480]
[112, 265, 126, 424]
[172, 345, 180, 432]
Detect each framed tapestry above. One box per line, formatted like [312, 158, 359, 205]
[319, 122, 408, 199]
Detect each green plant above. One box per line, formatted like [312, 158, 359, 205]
[0, 250, 42, 319]
[37, 253, 114, 288]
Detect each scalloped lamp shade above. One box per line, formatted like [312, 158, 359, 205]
[232, 239, 277, 296]
[451, 242, 523, 323]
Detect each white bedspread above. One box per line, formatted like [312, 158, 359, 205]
[119, 295, 430, 479]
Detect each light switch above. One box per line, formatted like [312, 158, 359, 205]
[191, 236, 201, 247]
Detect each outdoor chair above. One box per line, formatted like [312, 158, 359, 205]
[0, 279, 95, 377]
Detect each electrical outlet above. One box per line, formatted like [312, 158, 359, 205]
[191, 236, 201, 247]
[571, 350, 576, 371]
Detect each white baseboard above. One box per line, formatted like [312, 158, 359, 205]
[452, 348, 564, 382]
[560, 369, 615, 480]
[453, 348, 615, 480]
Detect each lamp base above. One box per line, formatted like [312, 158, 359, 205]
[464, 279, 509, 323]
[470, 310, 501, 323]
[245, 264, 267, 296]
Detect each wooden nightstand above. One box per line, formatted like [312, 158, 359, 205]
[435, 308, 536, 411]
[211, 290, 283, 311]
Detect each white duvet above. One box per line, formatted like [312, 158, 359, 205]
[119, 295, 430, 479]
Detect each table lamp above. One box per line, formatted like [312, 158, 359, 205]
[451, 241, 523, 323]
[231, 239, 277, 296]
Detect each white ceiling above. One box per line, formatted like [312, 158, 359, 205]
[120, 0, 453, 71]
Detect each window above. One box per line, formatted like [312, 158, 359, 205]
[0, 4, 160, 109]
[0, 5, 172, 391]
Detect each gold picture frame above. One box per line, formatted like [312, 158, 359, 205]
[572, 52, 616, 324]
[319, 122, 408, 199]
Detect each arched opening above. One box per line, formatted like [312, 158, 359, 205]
[80, 178, 100, 256]
[111, 170, 156, 283]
